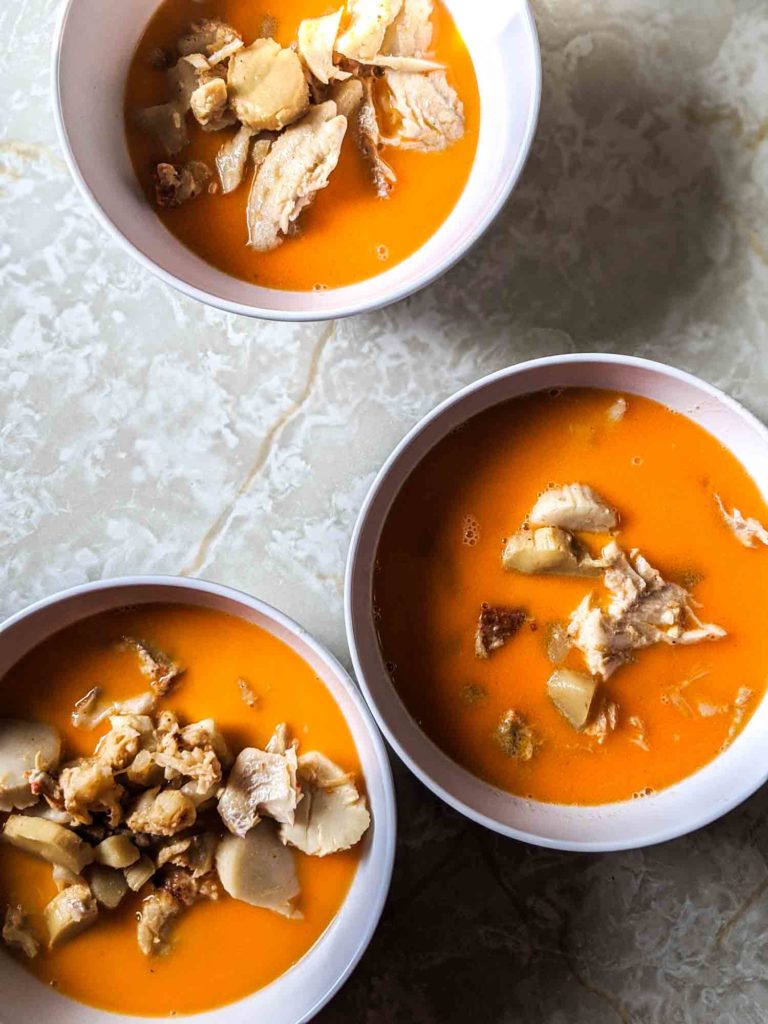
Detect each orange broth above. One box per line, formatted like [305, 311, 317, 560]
[0, 604, 362, 1016]
[124, 0, 479, 290]
[374, 388, 768, 805]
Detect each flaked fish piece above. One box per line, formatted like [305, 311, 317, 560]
[382, 0, 434, 56]
[136, 888, 180, 956]
[217, 820, 301, 917]
[356, 78, 396, 198]
[246, 101, 347, 252]
[121, 637, 185, 695]
[336, 0, 404, 62]
[474, 604, 526, 659]
[177, 19, 242, 60]
[530, 484, 618, 533]
[381, 69, 464, 151]
[217, 724, 300, 835]
[568, 542, 725, 679]
[715, 494, 768, 549]
[59, 758, 125, 827]
[502, 526, 604, 577]
[583, 697, 618, 745]
[298, 7, 351, 85]
[126, 787, 197, 837]
[94, 714, 154, 772]
[228, 38, 309, 132]
[2, 905, 38, 959]
[216, 126, 255, 193]
[279, 752, 370, 857]
[71, 687, 157, 730]
[0, 718, 60, 812]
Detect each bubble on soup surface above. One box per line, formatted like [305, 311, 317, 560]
[462, 514, 480, 546]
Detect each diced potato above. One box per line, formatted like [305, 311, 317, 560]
[94, 834, 140, 869]
[2, 815, 93, 874]
[547, 669, 598, 730]
[502, 527, 600, 577]
[124, 854, 155, 892]
[44, 884, 97, 947]
[89, 865, 128, 909]
[216, 822, 300, 917]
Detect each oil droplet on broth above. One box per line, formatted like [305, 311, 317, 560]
[462, 514, 480, 546]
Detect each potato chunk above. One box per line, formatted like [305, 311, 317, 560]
[0, 718, 61, 812]
[546, 669, 598, 730]
[2, 815, 93, 874]
[216, 821, 300, 917]
[502, 527, 601, 577]
[44, 884, 97, 948]
[227, 38, 309, 131]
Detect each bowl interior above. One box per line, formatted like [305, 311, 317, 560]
[346, 356, 768, 851]
[53, 0, 540, 318]
[0, 578, 395, 1024]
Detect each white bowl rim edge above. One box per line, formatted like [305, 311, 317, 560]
[344, 352, 768, 853]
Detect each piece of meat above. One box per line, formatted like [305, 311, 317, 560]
[134, 104, 189, 156]
[279, 752, 370, 857]
[190, 78, 228, 127]
[71, 687, 157, 730]
[355, 78, 396, 197]
[95, 715, 153, 772]
[380, 69, 464, 151]
[0, 718, 60, 812]
[529, 484, 618, 533]
[298, 7, 351, 85]
[502, 526, 604, 577]
[236, 676, 260, 708]
[715, 494, 768, 549]
[59, 758, 125, 827]
[369, 54, 444, 71]
[216, 126, 255, 193]
[227, 38, 309, 132]
[154, 161, 212, 208]
[217, 725, 300, 835]
[126, 788, 197, 836]
[568, 542, 726, 679]
[216, 820, 301, 917]
[337, 0, 404, 62]
[177, 19, 242, 61]
[156, 832, 217, 877]
[121, 637, 185, 694]
[2, 905, 38, 959]
[494, 710, 536, 760]
[246, 101, 347, 252]
[330, 78, 364, 119]
[137, 888, 180, 956]
[44, 884, 98, 948]
[152, 713, 226, 797]
[161, 866, 219, 907]
[382, 0, 434, 56]
[583, 697, 618, 744]
[474, 604, 527, 659]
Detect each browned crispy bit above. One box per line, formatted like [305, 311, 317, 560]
[494, 710, 536, 761]
[237, 677, 259, 708]
[121, 637, 185, 695]
[153, 162, 211, 210]
[474, 604, 527, 659]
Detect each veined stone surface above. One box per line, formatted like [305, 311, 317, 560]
[1, 1, 767, 1021]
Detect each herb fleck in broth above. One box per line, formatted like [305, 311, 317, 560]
[374, 388, 768, 805]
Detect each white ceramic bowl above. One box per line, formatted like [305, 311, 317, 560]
[51, 0, 540, 320]
[345, 353, 768, 852]
[0, 576, 396, 1024]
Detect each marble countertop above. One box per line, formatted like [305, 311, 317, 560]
[2, 0, 768, 1020]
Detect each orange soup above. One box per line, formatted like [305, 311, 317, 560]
[124, 0, 479, 290]
[374, 388, 768, 805]
[0, 604, 363, 1016]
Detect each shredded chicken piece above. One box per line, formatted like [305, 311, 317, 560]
[337, 0, 404, 62]
[474, 604, 527, 659]
[236, 676, 259, 708]
[380, 69, 464, 151]
[530, 483, 618, 533]
[216, 126, 255, 193]
[137, 888, 180, 956]
[2, 905, 38, 959]
[298, 7, 351, 85]
[494, 710, 536, 760]
[715, 494, 768, 549]
[356, 78, 396, 197]
[71, 687, 157, 730]
[279, 752, 370, 857]
[568, 542, 725, 679]
[382, 0, 434, 56]
[151, 713, 226, 797]
[246, 101, 347, 252]
[126, 788, 197, 837]
[218, 724, 300, 836]
[583, 698, 618, 744]
[121, 638, 185, 695]
[95, 715, 153, 772]
[59, 758, 124, 827]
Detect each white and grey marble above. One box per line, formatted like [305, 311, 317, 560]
[1, 1, 768, 1021]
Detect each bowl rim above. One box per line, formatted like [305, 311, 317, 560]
[0, 574, 397, 1022]
[344, 352, 768, 852]
[49, 0, 542, 321]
